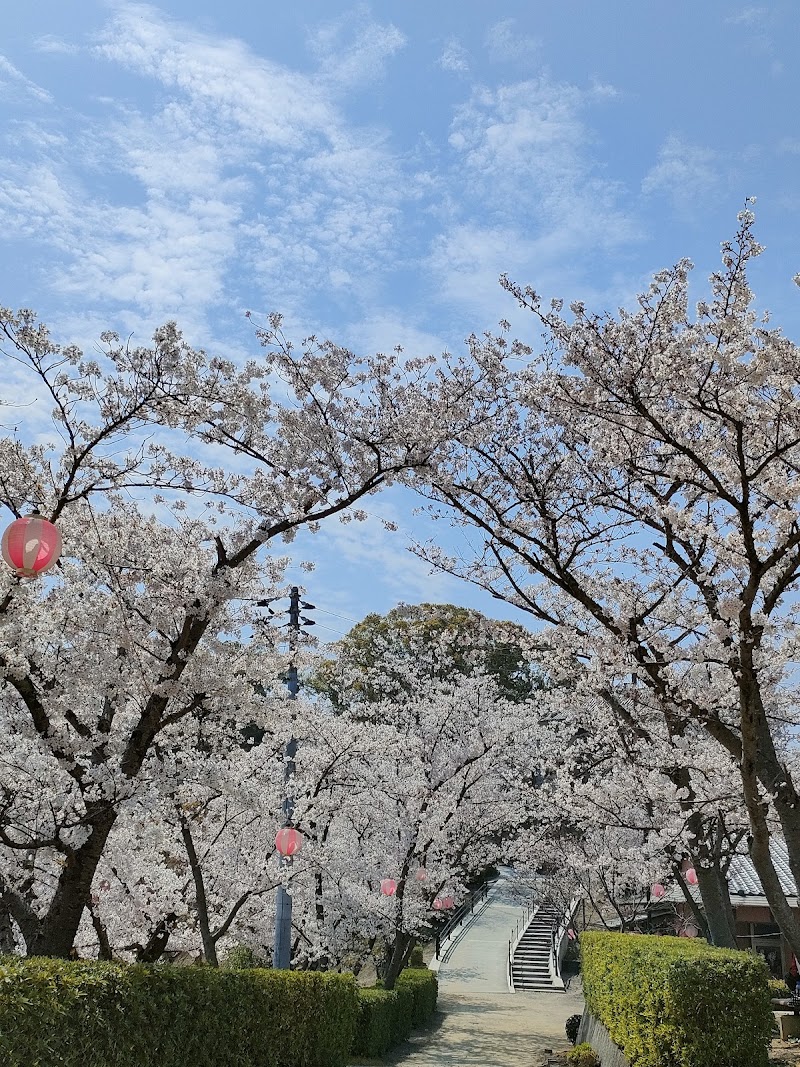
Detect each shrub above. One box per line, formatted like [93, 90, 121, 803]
[565, 1013, 582, 1045]
[408, 945, 425, 967]
[352, 988, 398, 1058]
[353, 969, 438, 1058]
[0, 956, 358, 1067]
[581, 931, 772, 1067]
[770, 977, 791, 997]
[221, 944, 267, 969]
[395, 967, 438, 1031]
[567, 1043, 600, 1066]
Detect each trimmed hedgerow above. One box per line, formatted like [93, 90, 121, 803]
[352, 988, 398, 1058]
[394, 968, 438, 1034]
[580, 931, 772, 1067]
[352, 969, 438, 1058]
[0, 955, 358, 1067]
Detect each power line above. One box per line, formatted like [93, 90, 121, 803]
[313, 620, 349, 637]
[314, 606, 359, 625]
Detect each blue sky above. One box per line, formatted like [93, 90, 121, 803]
[2, 1, 799, 639]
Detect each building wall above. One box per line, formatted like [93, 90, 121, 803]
[733, 904, 790, 977]
[675, 900, 792, 977]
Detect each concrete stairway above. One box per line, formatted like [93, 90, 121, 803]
[511, 900, 560, 991]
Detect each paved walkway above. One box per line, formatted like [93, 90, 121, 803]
[387, 988, 585, 1067]
[383, 871, 585, 1066]
[437, 871, 535, 994]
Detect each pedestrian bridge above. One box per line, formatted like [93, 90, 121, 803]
[385, 870, 585, 1066]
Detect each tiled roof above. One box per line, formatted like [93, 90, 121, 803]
[727, 839, 797, 899]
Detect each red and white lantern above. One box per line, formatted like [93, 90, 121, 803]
[2, 514, 62, 578]
[275, 827, 303, 857]
[650, 882, 665, 899]
[380, 879, 397, 897]
[685, 867, 698, 886]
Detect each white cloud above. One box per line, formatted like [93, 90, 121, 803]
[32, 35, 79, 55]
[0, 3, 422, 338]
[485, 18, 540, 65]
[307, 12, 406, 91]
[431, 77, 638, 320]
[0, 55, 52, 103]
[642, 135, 718, 213]
[725, 6, 767, 25]
[439, 38, 470, 75]
[95, 4, 337, 149]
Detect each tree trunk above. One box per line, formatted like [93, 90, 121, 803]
[693, 862, 736, 947]
[29, 804, 118, 958]
[680, 811, 736, 948]
[180, 818, 218, 966]
[382, 932, 415, 991]
[0, 900, 16, 954]
[88, 904, 113, 961]
[0, 873, 39, 952]
[738, 665, 800, 960]
[137, 914, 176, 963]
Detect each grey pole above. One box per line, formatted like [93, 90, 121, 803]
[273, 586, 300, 969]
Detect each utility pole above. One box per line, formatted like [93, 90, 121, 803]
[272, 586, 314, 969]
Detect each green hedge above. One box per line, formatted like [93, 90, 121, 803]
[580, 932, 773, 1067]
[352, 988, 398, 1058]
[394, 968, 438, 1034]
[352, 969, 438, 1058]
[0, 956, 358, 1067]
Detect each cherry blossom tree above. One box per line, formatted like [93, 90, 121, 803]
[289, 618, 543, 988]
[0, 307, 463, 958]
[414, 206, 800, 956]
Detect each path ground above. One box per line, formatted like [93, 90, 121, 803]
[384, 987, 585, 1067]
[373, 871, 585, 1067]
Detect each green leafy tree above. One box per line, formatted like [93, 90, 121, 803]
[311, 602, 542, 710]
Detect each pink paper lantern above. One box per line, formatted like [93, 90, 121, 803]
[432, 898, 444, 911]
[567, 928, 577, 941]
[415, 868, 428, 882]
[2, 514, 62, 578]
[441, 896, 454, 910]
[380, 879, 397, 897]
[650, 882, 665, 899]
[275, 827, 303, 857]
[685, 867, 698, 886]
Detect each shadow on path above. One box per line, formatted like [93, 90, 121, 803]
[375, 987, 585, 1067]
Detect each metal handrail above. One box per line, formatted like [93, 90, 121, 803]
[434, 876, 493, 960]
[508, 897, 539, 991]
[549, 895, 581, 985]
